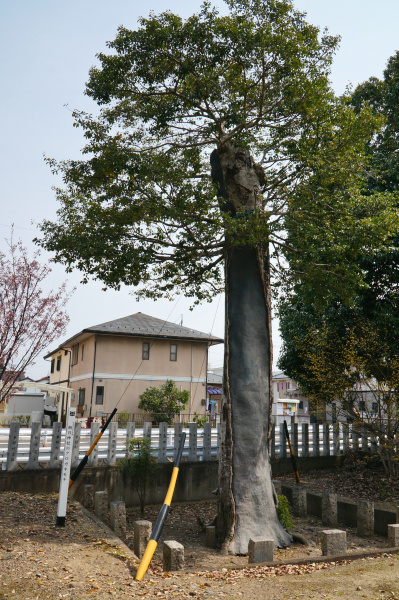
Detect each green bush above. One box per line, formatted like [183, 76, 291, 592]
[0, 415, 31, 427]
[118, 438, 159, 515]
[277, 494, 294, 530]
[192, 412, 208, 428]
[117, 410, 130, 428]
[138, 380, 189, 425]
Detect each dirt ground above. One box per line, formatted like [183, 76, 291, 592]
[1, 488, 399, 600]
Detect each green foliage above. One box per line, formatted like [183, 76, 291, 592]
[0, 415, 31, 427]
[138, 380, 189, 425]
[34, 0, 399, 307]
[118, 438, 159, 514]
[192, 411, 208, 428]
[117, 410, 130, 428]
[277, 494, 293, 531]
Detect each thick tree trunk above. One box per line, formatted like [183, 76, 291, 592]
[211, 146, 292, 554]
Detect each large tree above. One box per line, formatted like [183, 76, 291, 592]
[37, 1, 398, 553]
[279, 51, 399, 413]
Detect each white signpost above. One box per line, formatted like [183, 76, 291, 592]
[56, 406, 76, 527]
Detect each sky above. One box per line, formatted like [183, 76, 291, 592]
[1, 0, 398, 379]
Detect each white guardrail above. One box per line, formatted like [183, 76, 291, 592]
[0, 421, 373, 471]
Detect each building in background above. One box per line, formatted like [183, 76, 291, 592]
[45, 312, 223, 421]
[272, 371, 310, 425]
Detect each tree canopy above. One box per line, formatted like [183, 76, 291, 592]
[37, 0, 397, 304]
[0, 232, 72, 402]
[279, 50, 399, 392]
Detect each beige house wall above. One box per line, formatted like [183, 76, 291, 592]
[49, 334, 209, 418]
[49, 349, 70, 387]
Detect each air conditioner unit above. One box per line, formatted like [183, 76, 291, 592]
[97, 410, 105, 417]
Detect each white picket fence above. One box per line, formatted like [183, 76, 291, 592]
[0, 421, 374, 471]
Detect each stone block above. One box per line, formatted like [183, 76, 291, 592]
[292, 486, 307, 517]
[134, 520, 152, 559]
[83, 484, 94, 511]
[357, 500, 374, 537]
[322, 493, 337, 527]
[388, 524, 399, 547]
[94, 491, 108, 523]
[206, 526, 216, 548]
[163, 540, 184, 571]
[248, 537, 274, 563]
[321, 529, 346, 556]
[110, 501, 126, 539]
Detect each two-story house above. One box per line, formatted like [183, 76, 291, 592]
[45, 312, 223, 421]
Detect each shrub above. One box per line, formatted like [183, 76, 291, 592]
[117, 410, 130, 428]
[118, 438, 159, 515]
[277, 494, 293, 530]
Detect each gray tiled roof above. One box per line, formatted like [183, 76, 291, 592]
[44, 312, 223, 359]
[84, 312, 223, 343]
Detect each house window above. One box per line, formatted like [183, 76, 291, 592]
[286, 382, 290, 390]
[78, 388, 85, 406]
[277, 383, 279, 391]
[51, 359, 55, 374]
[64, 349, 68, 356]
[170, 344, 177, 361]
[299, 400, 303, 409]
[359, 400, 366, 411]
[96, 386, 104, 405]
[372, 402, 378, 412]
[56, 356, 61, 371]
[71, 344, 79, 366]
[81, 344, 84, 361]
[142, 342, 150, 360]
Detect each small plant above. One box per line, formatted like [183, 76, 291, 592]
[0, 415, 31, 427]
[277, 494, 294, 530]
[192, 412, 208, 428]
[117, 410, 130, 428]
[118, 438, 159, 515]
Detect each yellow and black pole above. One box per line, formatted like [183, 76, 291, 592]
[135, 431, 186, 582]
[68, 408, 118, 490]
[283, 419, 301, 484]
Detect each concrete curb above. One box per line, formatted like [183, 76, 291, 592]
[218, 546, 399, 572]
[70, 498, 138, 561]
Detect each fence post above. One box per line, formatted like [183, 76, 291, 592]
[6, 422, 20, 471]
[302, 423, 309, 458]
[188, 423, 198, 462]
[361, 427, 368, 451]
[313, 423, 320, 457]
[88, 422, 100, 466]
[174, 423, 183, 461]
[126, 422, 135, 451]
[352, 427, 359, 452]
[291, 422, 298, 456]
[279, 423, 287, 459]
[50, 422, 62, 468]
[323, 423, 330, 456]
[203, 422, 212, 461]
[158, 422, 168, 463]
[143, 422, 152, 442]
[28, 421, 41, 469]
[271, 424, 276, 459]
[107, 422, 118, 466]
[71, 422, 81, 467]
[333, 423, 340, 456]
[342, 423, 349, 454]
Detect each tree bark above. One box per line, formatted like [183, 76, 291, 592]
[211, 146, 292, 554]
